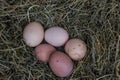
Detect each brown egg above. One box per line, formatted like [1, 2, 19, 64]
[65, 39, 87, 61]
[49, 51, 74, 77]
[35, 44, 56, 62]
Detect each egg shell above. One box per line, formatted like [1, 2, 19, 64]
[23, 22, 44, 47]
[49, 51, 74, 77]
[45, 27, 69, 47]
[65, 39, 87, 61]
[35, 44, 56, 62]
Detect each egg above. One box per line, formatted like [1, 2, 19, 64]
[65, 39, 87, 61]
[23, 22, 44, 47]
[49, 51, 73, 77]
[45, 27, 69, 47]
[35, 44, 56, 62]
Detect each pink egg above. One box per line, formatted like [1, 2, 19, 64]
[35, 44, 56, 62]
[49, 51, 74, 77]
[23, 22, 44, 47]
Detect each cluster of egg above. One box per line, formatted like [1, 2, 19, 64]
[23, 22, 87, 77]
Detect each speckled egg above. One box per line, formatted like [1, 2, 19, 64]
[65, 39, 87, 61]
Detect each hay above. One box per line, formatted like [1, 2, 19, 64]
[0, 0, 120, 80]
